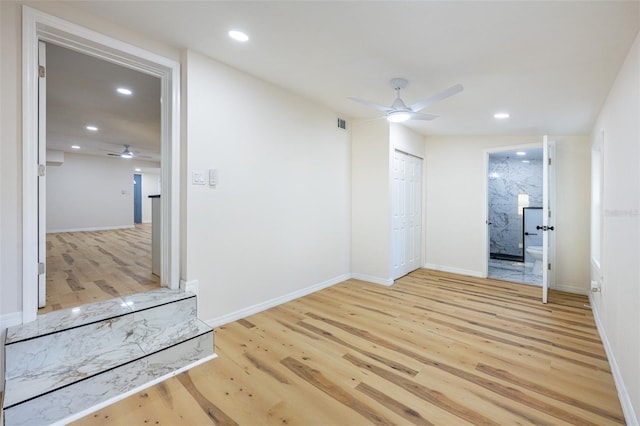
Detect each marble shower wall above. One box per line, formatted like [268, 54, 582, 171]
[488, 156, 543, 258]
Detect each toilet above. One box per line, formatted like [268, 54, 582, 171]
[526, 245, 543, 275]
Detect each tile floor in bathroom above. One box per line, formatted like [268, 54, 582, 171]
[488, 259, 542, 286]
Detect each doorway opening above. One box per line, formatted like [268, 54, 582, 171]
[39, 42, 162, 313]
[486, 147, 543, 286]
[22, 6, 181, 323]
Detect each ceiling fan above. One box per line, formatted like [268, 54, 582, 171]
[107, 144, 151, 159]
[348, 78, 463, 123]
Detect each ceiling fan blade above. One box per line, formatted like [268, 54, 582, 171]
[409, 83, 464, 112]
[409, 112, 439, 121]
[347, 96, 392, 113]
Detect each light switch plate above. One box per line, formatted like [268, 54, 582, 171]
[192, 171, 206, 185]
[209, 169, 217, 187]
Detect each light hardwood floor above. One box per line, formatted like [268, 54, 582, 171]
[75, 269, 624, 425]
[41, 224, 160, 313]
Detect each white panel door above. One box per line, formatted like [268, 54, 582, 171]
[392, 150, 422, 279]
[542, 136, 556, 303]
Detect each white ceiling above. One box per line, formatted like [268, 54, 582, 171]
[53, 1, 639, 157]
[46, 42, 161, 161]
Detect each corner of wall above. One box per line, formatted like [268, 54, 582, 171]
[589, 292, 639, 426]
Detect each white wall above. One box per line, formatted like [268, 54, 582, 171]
[184, 50, 351, 323]
[390, 123, 425, 160]
[46, 153, 155, 232]
[1, 1, 22, 320]
[590, 31, 640, 425]
[350, 122, 425, 284]
[140, 170, 160, 223]
[423, 135, 591, 292]
[351, 120, 392, 283]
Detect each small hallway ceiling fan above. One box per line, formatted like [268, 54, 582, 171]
[348, 78, 464, 123]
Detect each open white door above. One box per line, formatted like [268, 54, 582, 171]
[38, 41, 47, 308]
[541, 136, 556, 303]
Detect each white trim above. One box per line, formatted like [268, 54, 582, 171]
[50, 354, 218, 426]
[424, 263, 484, 278]
[350, 273, 394, 287]
[180, 279, 199, 296]
[22, 6, 181, 323]
[552, 283, 589, 296]
[589, 294, 639, 426]
[46, 225, 135, 234]
[0, 312, 24, 333]
[205, 274, 351, 327]
[22, 6, 39, 325]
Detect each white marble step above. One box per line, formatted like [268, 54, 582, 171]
[3, 318, 211, 408]
[5, 288, 196, 344]
[2, 289, 215, 426]
[3, 330, 214, 426]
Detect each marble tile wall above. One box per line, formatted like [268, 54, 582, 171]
[488, 156, 543, 258]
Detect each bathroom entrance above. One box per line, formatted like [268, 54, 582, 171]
[486, 146, 544, 286]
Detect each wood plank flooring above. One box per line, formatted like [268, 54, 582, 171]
[41, 224, 160, 313]
[74, 269, 624, 425]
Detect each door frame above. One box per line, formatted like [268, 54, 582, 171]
[482, 142, 544, 278]
[22, 6, 181, 323]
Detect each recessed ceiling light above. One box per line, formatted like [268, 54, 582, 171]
[228, 30, 249, 42]
[71, 145, 80, 149]
[86, 125, 98, 131]
[135, 168, 141, 172]
[516, 151, 526, 156]
[117, 87, 132, 95]
[522, 160, 530, 163]
[494, 112, 510, 119]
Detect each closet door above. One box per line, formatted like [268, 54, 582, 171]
[392, 150, 423, 280]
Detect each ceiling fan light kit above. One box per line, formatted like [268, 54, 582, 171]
[387, 111, 411, 123]
[348, 78, 463, 124]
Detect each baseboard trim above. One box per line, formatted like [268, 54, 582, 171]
[423, 263, 484, 278]
[553, 283, 589, 295]
[206, 274, 351, 328]
[180, 279, 199, 296]
[350, 273, 394, 286]
[47, 225, 135, 234]
[589, 293, 638, 426]
[0, 311, 23, 332]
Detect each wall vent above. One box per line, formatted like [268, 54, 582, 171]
[337, 117, 347, 130]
